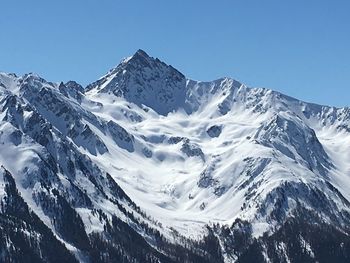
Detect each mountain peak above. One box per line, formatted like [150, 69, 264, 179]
[86, 49, 187, 115]
[120, 49, 151, 65]
[133, 49, 150, 58]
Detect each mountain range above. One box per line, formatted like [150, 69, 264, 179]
[0, 49, 350, 262]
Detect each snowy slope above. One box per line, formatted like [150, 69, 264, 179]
[0, 51, 350, 262]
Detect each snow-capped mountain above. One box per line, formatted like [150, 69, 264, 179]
[0, 50, 350, 262]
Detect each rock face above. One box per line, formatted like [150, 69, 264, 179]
[207, 125, 222, 138]
[0, 51, 350, 263]
[86, 49, 187, 115]
[254, 114, 332, 176]
[107, 120, 134, 152]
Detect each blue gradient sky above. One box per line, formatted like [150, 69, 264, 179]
[1, 0, 349, 107]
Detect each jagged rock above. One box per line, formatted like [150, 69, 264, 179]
[107, 120, 134, 152]
[207, 125, 222, 138]
[181, 139, 205, 160]
[86, 49, 187, 115]
[142, 147, 153, 158]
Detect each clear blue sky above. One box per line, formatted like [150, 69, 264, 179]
[1, 0, 349, 107]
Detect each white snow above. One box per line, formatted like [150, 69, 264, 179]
[0, 51, 350, 253]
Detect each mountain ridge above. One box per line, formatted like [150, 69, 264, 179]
[0, 50, 350, 262]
